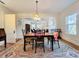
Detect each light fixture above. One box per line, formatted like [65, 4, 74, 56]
[33, 0, 40, 20]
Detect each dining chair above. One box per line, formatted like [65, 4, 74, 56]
[53, 32, 60, 48]
[34, 31, 45, 53]
[22, 29, 34, 50]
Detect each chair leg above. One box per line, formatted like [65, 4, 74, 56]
[43, 41, 45, 52]
[57, 40, 60, 48]
[4, 38, 6, 48]
[32, 40, 34, 50]
[47, 37, 50, 44]
[29, 42, 30, 44]
[48, 40, 49, 44]
[35, 41, 37, 53]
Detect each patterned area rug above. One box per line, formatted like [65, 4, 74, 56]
[0, 39, 79, 58]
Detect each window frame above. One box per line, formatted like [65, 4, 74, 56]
[66, 13, 77, 35]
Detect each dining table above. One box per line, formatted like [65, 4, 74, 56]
[23, 33, 54, 51]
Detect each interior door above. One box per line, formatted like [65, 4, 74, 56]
[5, 14, 16, 43]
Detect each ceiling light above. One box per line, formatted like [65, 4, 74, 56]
[33, 0, 40, 20]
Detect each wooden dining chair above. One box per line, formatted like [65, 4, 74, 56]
[34, 31, 45, 53]
[53, 32, 60, 48]
[22, 29, 34, 50]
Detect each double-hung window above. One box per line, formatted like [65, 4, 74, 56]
[48, 17, 56, 33]
[66, 13, 77, 35]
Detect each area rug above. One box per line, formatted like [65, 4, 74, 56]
[0, 39, 79, 58]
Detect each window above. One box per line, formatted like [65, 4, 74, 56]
[48, 17, 56, 33]
[31, 22, 36, 29]
[66, 13, 77, 35]
[48, 17, 56, 29]
[31, 17, 56, 30]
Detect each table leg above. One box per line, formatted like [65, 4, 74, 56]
[24, 37, 26, 51]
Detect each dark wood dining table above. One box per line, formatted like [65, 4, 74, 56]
[23, 33, 54, 51]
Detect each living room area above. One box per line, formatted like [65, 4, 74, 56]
[0, 0, 79, 58]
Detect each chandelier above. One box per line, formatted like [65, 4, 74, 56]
[33, 0, 40, 20]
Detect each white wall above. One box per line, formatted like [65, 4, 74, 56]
[16, 13, 58, 19]
[59, 1, 79, 45]
[0, 4, 14, 28]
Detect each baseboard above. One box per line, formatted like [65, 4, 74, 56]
[61, 38, 79, 51]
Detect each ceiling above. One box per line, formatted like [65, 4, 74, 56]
[1, 0, 78, 13]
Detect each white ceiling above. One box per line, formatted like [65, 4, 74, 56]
[1, 0, 78, 13]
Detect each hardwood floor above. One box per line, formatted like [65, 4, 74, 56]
[61, 38, 79, 51]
